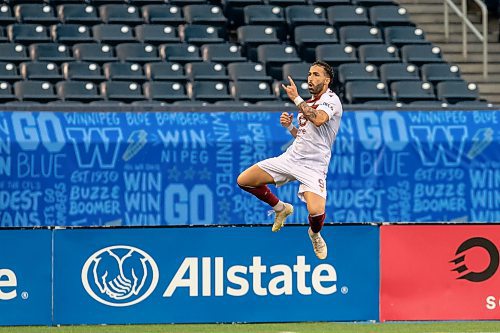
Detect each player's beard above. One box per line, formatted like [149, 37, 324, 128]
[308, 82, 324, 95]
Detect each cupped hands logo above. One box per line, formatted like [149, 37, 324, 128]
[81, 245, 159, 307]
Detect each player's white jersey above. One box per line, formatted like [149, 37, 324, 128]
[284, 88, 343, 174]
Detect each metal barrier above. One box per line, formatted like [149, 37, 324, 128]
[444, 0, 489, 77]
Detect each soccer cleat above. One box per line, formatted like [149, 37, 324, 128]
[308, 227, 327, 259]
[272, 203, 294, 232]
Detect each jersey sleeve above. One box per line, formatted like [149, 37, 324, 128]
[316, 94, 343, 121]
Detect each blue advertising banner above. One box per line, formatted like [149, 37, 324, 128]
[53, 225, 379, 324]
[0, 110, 498, 226]
[0, 229, 52, 325]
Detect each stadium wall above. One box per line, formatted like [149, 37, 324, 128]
[0, 109, 498, 227]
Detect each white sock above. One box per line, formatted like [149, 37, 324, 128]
[273, 201, 285, 212]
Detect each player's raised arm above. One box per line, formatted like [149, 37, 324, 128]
[280, 112, 297, 138]
[282, 76, 329, 127]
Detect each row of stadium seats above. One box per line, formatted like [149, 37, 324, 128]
[0, 3, 412, 28]
[0, 61, 462, 85]
[0, 23, 427, 46]
[0, 79, 479, 104]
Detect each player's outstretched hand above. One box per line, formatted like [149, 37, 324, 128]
[281, 76, 299, 101]
[280, 112, 293, 128]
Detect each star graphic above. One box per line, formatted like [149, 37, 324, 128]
[218, 198, 231, 213]
[198, 167, 212, 181]
[167, 166, 181, 181]
[184, 167, 196, 180]
[217, 212, 231, 224]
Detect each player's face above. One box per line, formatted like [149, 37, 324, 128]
[307, 65, 330, 95]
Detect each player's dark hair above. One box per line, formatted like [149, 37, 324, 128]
[312, 61, 334, 82]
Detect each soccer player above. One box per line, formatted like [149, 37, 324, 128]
[237, 61, 343, 260]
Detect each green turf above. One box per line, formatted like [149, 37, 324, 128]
[1, 322, 500, 333]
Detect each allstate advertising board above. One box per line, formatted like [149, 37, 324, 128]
[0, 229, 51, 325]
[381, 225, 500, 320]
[0, 110, 498, 227]
[53, 225, 379, 324]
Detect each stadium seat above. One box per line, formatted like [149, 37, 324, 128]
[384, 26, 428, 47]
[30, 43, 73, 63]
[401, 45, 445, 65]
[455, 100, 493, 108]
[312, 0, 351, 5]
[99, 5, 143, 25]
[294, 25, 337, 61]
[237, 25, 280, 60]
[144, 62, 187, 81]
[142, 5, 184, 24]
[183, 5, 226, 26]
[379, 63, 420, 84]
[57, 4, 101, 24]
[61, 62, 105, 81]
[214, 100, 253, 106]
[0, 43, 29, 63]
[172, 100, 211, 106]
[369, 6, 412, 27]
[103, 62, 146, 81]
[7, 24, 51, 43]
[200, 43, 246, 64]
[92, 24, 135, 44]
[48, 100, 84, 106]
[282, 62, 311, 81]
[339, 25, 383, 45]
[285, 5, 327, 30]
[0, 5, 16, 25]
[274, 79, 311, 100]
[315, 44, 358, 65]
[19, 61, 62, 81]
[358, 44, 400, 65]
[0, 82, 15, 101]
[73, 43, 117, 63]
[338, 63, 378, 84]
[159, 43, 202, 63]
[436, 81, 479, 103]
[390, 81, 436, 102]
[100, 81, 145, 101]
[327, 5, 369, 28]
[14, 81, 57, 102]
[255, 100, 294, 107]
[0, 62, 21, 82]
[227, 62, 272, 81]
[409, 100, 448, 108]
[134, 24, 180, 44]
[185, 62, 228, 81]
[243, 5, 286, 28]
[51, 24, 94, 44]
[363, 100, 403, 107]
[179, 24, 225, 45]
[268, 0, 307, 7]
[352, 0, 396, 6]
[131, 100, 168, 106]
[170, 0, 209, 5]
[221, 0, 263, 27]
[420, 63, 462, 84]
[257, 44, 301, 79]
[345, 81, 389, 103]
[14, 4, 58, 24]
[230, 80, 276, 102]
[56, 81, 103, 101]
[115, 43, 161, 63]
[187, 81, 232, 102]
[89, 100, 125, 106]
[143, 81, 189, 101]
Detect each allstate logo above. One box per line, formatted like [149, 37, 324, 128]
[81, 245, 159, 307]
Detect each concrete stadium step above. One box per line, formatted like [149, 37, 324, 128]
[439, 43, 500, 53]
[458, 63, 500, 74]
[477, 82, 500, 94]
[444, 53, 500, 63]
[463, 73, 500, 81]
[426, 32, 498, 43]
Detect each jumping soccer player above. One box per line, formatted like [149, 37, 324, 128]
[237, 61, 343, 260]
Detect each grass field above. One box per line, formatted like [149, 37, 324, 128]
[2, 322, 500, 333]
